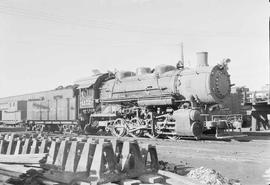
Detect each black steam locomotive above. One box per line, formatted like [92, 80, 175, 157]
[0, 52, 233, 138]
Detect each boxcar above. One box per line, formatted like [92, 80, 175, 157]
[0, 87, 78, 132]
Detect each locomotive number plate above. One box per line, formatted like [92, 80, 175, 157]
[80, 98, 94, 108]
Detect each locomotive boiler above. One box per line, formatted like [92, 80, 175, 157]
[81, 52, 232, 138]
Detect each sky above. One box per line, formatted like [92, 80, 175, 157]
[0, 0, 269, 97]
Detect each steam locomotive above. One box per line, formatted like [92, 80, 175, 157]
[0, 52, 233, 138]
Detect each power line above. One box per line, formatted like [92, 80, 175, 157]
[0, 3, 181, 48]
[0, 2, 257, 39]
[0, 3, 182, 38]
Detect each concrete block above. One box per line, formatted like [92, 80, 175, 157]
[141, 145, 159, 173]
[98, 138, 105, 144]
[46, 141, 56, 165]
[87, 138, 93, 143]
[89, 143, 118, 183]
[30, 139, 37, 154]
[54, 140, 68, 167]
[0, 140, 9, 154]
[111, 139, 123, 163]
[0, 140, 3, 154]
[120, 179, 141, 185]
[76, 142, 91, 172]
[14, 140, 21, 155]
[22, 138, 31, 154]
[121, 141, 145, 174]
[6, 136, 14, 155]
[39, 140, 48, 154]
[4, 134, 9, 141]
[65, 141, 78, 172]
[139, 174, 164, 183]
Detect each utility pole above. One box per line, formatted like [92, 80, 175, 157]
[268, 17, 270, 104]
[180, 42, 184, 65]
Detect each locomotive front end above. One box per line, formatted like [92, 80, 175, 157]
[208, 63, 231, 103]
[178, 52, 231, 104]
[173, 52, 232, 138]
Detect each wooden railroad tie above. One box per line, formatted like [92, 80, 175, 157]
[43, 139, 160, 184]
[0, 135, 164, 185]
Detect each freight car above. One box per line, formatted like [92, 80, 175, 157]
[0, 87, 78, 133]
[0, 52, 235, 138]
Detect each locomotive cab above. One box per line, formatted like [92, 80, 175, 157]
[75, 72, 112, 133]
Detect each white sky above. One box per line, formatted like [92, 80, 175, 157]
[0, 0, 269, 97]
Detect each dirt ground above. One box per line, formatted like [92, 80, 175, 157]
[77, 133, 270, 185]
[136, 137, 270, 185]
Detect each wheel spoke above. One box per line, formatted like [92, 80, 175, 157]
[127, 117, 144, 137]
[111, 118, 127, 137]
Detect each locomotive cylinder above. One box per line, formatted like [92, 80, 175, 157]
[173, 109, 203, 138]
[189, 109, 201, 121]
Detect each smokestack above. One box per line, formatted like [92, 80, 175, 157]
[196, 52, 208, 67]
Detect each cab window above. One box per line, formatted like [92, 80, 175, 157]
[80, 88, 93, 97]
